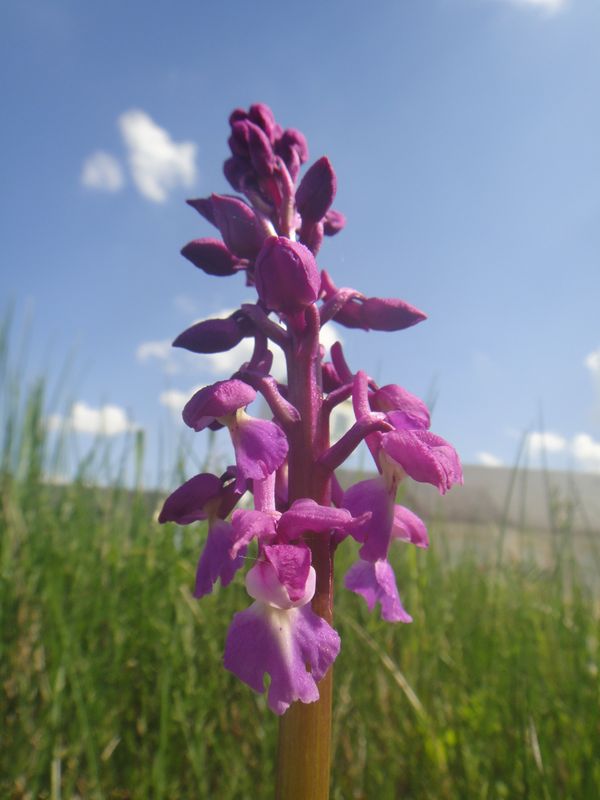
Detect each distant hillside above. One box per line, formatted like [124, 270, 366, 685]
[339, 465, 600, 534]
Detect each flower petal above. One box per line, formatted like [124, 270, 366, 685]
[277, 499, 363, 541]
[370, 384, 430, 430]
[229, 414, 289, 488]
[246, 546, 314, 608]
[392, 505, 429, 548]
[224, 602, 340, 715]
[382, 429, 463, 494]
[342, 477, 395, 562]
[230, 508, 279, 557]
[182, 380, 256, 431]
[344, 559, 412, 623]
[194, 520, 246, 597]
[263, 544, 313, 604]
[158, 473, 222, 524]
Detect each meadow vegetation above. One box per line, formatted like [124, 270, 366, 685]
[1, 323, 599, 799]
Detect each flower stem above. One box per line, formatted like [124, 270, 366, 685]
[276, 306, 334, 799]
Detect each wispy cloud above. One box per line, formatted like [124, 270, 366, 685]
[477, 451, 504, 468]
[526, 431, 567, 454]
[136, 339, 172, 362]
[47, 402, 137, 437]
[504, 0, 568, 13]
[584, 347, 600, 376]
[571, 433, 600, 473]
[118, 110, 197, 203]
[80, 151, 124, 192]
[159, 387, 204, 416]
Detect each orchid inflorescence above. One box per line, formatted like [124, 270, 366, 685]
[159, 103, 462, 715]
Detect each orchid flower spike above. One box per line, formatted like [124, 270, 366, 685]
[159, 103, 462, 719]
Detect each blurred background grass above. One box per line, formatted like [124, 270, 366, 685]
[1, 321, 599, 800]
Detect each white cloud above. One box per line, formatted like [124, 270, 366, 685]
[571, 433, 600, 473]
[505, 0, 568, 12]
[330, 398, 355, 444]
[477, 451, 504, 468]
[526, 431, 567, 454]
[136, 339, 172, 362]
[159, 387, 204, 416]
[47, 402, 136, 437]
[81, 151, 124, 192]
[119, 109, 197, 203]
[204, 338, 257, 377]
[584, 348, 600, 375]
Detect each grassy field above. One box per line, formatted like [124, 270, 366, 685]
[1, 333, 599, 799]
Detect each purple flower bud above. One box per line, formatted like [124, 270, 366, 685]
[277, 129, 309, 165]
[323, 209, 346, 236]
[223, 156, 253, 192]
[254, 237, 320, 315]
[186, 197, 216, 225]
[247, 121, 276, 177]
[340, 297, 427, 332]
[181, 238, 244, 277]
[296, 157, 337, 223]
[211, 194, 266, 259]
[229, 121, 251, 157]
[173, 313, 251, 354]
[248, 103, 278, 142]
[229, 108, 248, 126]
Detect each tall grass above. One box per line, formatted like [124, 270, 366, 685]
[1, 328, 599, 799]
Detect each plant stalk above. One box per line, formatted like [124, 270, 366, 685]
[276, 307, 333, 800]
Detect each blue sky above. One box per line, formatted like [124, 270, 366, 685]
[2, 0, 600, 483]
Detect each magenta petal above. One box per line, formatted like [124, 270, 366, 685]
[182, 380, 256, 431]
[344, 559, 412, 623]
[230, 509, 279, 557]
[230, 416, 289, 488]
[278, 499, 359, 541]
[342, 477, 395, 562]
[194, 520, 246, 597]
[382, 429, 463, 494]
[158, 473, 222, 524]
[370, 384, 431, 430]
[392, 505, 429, 548]
[263, 544, 312, 603]
[224, 602, 340, 715]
